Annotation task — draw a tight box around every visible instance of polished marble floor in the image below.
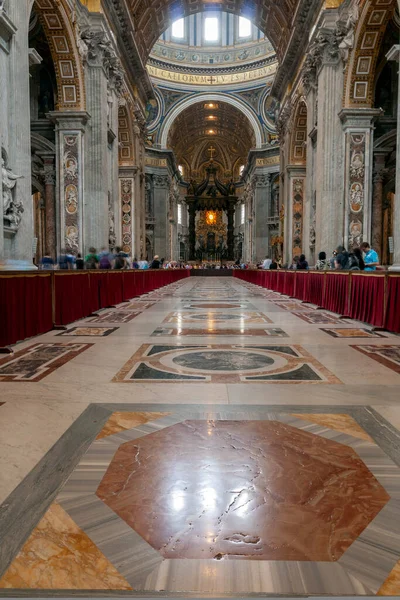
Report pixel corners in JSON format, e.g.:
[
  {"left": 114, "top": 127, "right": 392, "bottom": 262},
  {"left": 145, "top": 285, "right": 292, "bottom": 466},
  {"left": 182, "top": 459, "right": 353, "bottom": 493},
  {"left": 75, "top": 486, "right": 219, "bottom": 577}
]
[{"left": 1, "top": 277, "right": 400, "bottom": 596}]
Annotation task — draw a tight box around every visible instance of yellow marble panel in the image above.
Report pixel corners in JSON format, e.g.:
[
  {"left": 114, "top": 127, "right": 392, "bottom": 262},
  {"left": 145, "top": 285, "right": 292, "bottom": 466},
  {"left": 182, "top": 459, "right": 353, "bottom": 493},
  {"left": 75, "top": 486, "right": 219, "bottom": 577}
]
[
  {"left": 378, "top": 560, "right": 400, "bottom": 595},
  {"left": 291, "top": 413, "right": 374, "bottom": 443},
  {"left": 96, "top": 411, "right": 169, "bottom": 440},
  {"left": 0, "top": 503, "right": 132, "bottom": 590}
]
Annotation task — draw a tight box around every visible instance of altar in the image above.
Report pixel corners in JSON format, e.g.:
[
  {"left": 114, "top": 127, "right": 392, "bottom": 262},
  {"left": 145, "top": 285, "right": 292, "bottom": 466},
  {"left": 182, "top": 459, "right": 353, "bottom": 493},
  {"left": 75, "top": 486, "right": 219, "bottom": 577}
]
[{"left": 184, "top": 158, "right": 238, "bottom": 261}]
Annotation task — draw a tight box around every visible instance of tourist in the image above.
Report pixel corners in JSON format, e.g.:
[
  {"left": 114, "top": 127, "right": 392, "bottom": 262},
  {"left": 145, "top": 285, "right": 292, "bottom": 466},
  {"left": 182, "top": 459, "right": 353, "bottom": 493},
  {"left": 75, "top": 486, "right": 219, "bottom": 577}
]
[
  {"left": 75, "top": 253, "right": 84, "bottom": 270},
  {"left": 58, "top": 249, "right": 73, "bottom": 270},
  {"left": 360, "top": 241, "right": 380, "bottom": 271},
  {"left": 132, "top": 257, "right": 139, "bottom": 269},
  {"left": 113, "top": 247, "right": 126, "bottom": 270},
  {"left": 270, "top": 259, "right": 278, "bottom": 270},
  {"left": 150, "top": 255, "right": 161, "bottom": 269},
  {"left": 289, "top": 256, "right": 300, "bottom": 270},
  {"left": 353, "top": 247, "right": 365, "bottom": 270},
  {"left": 297, "top": 254, "right": 309, "bottom": 270},
  {"left": 315, "top": 251, "right": 328, "bottom": 270},
  {"left": 262, "top": 256, "right": 272, "bottom": 269},
  {"left": 334, "top": 246, "right": 349, "bottom": 270},
  {"left": 99, "top": 247, "right": 112, "bottom": 269},
  {"left": 85, "top": 247, "right": 99, "bottom": 269},
  {"left": 40, "top": 252, "right": 54, "bottom": 270}
]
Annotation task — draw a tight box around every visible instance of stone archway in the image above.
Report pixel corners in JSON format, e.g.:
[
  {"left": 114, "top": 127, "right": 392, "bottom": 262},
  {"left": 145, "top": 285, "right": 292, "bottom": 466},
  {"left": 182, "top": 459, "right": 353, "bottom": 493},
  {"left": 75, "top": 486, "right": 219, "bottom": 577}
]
[
  {"left": 344, "top": 0, "right": 397, "bottom": 108},
  {"left": 30, "top": 0, "right": 85, "bottom": 111},
  {"left": 159, "top": 93, "right": 263, "bottom": 149}
]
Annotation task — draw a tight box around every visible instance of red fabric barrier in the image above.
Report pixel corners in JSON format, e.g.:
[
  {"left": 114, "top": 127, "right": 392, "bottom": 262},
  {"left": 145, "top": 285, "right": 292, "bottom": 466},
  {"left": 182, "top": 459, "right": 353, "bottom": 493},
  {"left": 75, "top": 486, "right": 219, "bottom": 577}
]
[
  {"left": 322, "top": 273, "right": 350, "bottom": 315},
  {"left": 294, "top": 272, "right": 309, "bottom": 301},
  {"left": 385, "top": 276, "right": 400, "bottom": 333},
  {"left": 284, "top": 271, "right": 295, "bottom": 296},
  {"left": 348, "top": 273, "right": 385, "bottom": 327},
  {"left": 0, "top": 273, "right": 53, "bottom": 346},
  {"left": 55, "top": 272, "right": 95, "bottom": 325},
  {"left": 305, "top": 273, "right": 325, "bottom": 306},
  {"left": 276, "top": 270, "right": 285, "bottom": 294}
]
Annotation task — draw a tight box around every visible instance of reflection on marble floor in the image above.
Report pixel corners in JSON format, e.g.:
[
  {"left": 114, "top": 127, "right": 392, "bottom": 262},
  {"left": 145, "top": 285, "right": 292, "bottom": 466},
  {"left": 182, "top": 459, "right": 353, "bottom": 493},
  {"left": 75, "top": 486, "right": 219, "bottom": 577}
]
[
  {"left": 87, "top": 310, "right": 140, "bottom": 323},
  {"left": 2, "top": 405, "right": 400, "bottom": 595},
  {"left": 57, "top": 326, "right": 119, "bottom": 337},
  {"left": 321, "top": 328, "right": 387, "bottom": 339},
  {"left": 352, "top": 345, "right": 400, "bottom": 374},
  {"left": 0, "top": 343, "right": 92, "bottom": 382},
  {"left": 164, "top": 311, "right": 273, "bottom": 324},
  {"left": 113, "top": 344, "right": 341, "bottom": 383},
  {"left": 151, "top": 327, "right": 289, "bottom": 337},
  {"left": 2, "top": 278, "right": 400, "bottom": 597}
]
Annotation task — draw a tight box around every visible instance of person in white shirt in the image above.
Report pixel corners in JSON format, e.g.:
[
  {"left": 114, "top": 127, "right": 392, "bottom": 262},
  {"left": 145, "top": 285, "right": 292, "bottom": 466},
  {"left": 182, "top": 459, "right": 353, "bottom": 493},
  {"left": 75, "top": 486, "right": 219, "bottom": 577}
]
[{"left": 262, "top": 256, "right": 272, "bottom": 270}]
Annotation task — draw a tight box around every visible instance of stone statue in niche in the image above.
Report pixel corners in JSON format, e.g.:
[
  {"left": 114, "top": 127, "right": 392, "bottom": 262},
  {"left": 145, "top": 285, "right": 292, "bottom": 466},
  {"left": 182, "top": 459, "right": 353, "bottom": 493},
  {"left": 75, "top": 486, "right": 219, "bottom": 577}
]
[
  {"left": 2, "top": 156, "right": 24, "bottom": 230},
  {"left": 0, "top": 1, "right": 5, "bottom": 12},
  {"left": 350, "top": 182, "right": 363, "bottom": 213},
  {"left": 338, "top": 0, "right": 360, "bottom": 64}
]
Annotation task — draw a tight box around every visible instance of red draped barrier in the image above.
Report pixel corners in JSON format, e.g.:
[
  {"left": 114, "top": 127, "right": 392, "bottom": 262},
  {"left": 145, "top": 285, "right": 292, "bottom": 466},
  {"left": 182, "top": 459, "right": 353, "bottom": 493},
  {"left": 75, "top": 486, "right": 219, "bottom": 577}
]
[
  {"left": 0, "top": 269, "right": 189, "bottom": 346},
  {"left": 347, "top": 273, "right": 386, "bottom": 327},
  {"left": 321, "top": 273, "right": 350, "bottom": 315},
  {"left": 0, "top": 273, "right": 53, "bottom": 346},
  {"left": 305, "top": 272, "right": 325, "bottom": 306},
  {"left": 284, "top": 271, "right": 295, "bottom": 296},
  {"left": 294, "top": 272, "right": 309, "bottom": 302},
  {"left": 276, "top": 270, "right": 285, "bottom": 294},
  {"left": 385, "top": 276, "right": 400, "bottom": 333}
]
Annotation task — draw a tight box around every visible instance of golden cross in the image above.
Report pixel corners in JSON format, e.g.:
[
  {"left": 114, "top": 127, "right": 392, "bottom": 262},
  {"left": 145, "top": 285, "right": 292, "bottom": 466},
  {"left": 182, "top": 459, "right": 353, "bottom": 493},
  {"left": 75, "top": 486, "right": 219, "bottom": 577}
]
[{"left": 208, "top": 145, "right": 216, "bottom": 159}]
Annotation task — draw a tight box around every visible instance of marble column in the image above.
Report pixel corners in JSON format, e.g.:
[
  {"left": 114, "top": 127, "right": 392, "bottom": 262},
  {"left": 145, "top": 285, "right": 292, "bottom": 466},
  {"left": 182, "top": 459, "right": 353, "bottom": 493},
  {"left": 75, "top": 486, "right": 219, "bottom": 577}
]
[
  {"left": 227, "top": 201, "right": 236, "bottom": 260},
  {"left": 152, "top": 173, "right": 170, "bottom": 260},
  {"left": 387, "top": 45, "right": 400, "bottom": 269},
  {"left": 41, "top": 153, "right": 56, "bottom": 258},
  {"left": 48, "top": 111, "right": 90, "bottom": 256},
  {"left": 0, "top": 2, "right": 35, "bottom": 270},
  {"left": 304, "top": 85, "right": 317, "bottom": 263},
  {"left": 339, "top": 108, "right": 382, "bottom": 251},
  {"left": 253, "top": 173, "right": 271, "bottom": 261},
  {"left": 315, "top": 52, "right": 345, "bottom": 255},
  {"left": 119, "top": 167, "right": 137, "bottom": 257},
  {"left": 372, "top": 152, "right": 389, "bottom": 259},
  {"left": 84, "top": 48, "right": 109, "bottom": 252},
  {"left": 187, "top": 200, "right": 196, "bottom": 261}
]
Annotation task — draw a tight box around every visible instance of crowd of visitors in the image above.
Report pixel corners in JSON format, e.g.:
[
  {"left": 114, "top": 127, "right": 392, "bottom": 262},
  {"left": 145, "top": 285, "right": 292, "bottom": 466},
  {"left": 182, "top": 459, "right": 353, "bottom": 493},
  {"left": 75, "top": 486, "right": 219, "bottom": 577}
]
[
  {"left": 256, "top": 241, "right": 380, "bottom": 271},
  {"left": 39, "top": 242, "right": 381, "bottom": 272}
]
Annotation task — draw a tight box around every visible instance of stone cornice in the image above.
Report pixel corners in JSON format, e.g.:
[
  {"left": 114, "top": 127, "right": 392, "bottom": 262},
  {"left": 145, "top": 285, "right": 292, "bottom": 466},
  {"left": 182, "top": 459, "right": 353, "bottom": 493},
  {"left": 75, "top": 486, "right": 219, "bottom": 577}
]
[
  {"left": 147, "top": 55, "right": 277, "bottom": 76},
  {"left": 103, "top": 0, "right": 154, "bottom": 102},
  {"left": 271, "top": 0, "right": 324, "bottom": 100},
  {"left": 339, "top": 108, "right": 383, "bottom": 130},
  {"left": 0, "top": 8, "right": 16, "bottom": 53}
]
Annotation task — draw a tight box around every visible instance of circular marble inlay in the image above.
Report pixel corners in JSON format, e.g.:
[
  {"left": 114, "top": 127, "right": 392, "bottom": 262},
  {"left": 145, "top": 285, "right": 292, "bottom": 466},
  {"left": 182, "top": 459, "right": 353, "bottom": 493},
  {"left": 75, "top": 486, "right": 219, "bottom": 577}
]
[
  {"left": 97, "top": 420, "right": 389, "bottom": 562},
  {"left": 189, "top": 314, "right": 245, "bottom": 321},
  {"left": 191, "top": 303, "right": 243, "bottom": 309},
  {"left": 172, "top": 351, "right": 274, "bottom": 371}
]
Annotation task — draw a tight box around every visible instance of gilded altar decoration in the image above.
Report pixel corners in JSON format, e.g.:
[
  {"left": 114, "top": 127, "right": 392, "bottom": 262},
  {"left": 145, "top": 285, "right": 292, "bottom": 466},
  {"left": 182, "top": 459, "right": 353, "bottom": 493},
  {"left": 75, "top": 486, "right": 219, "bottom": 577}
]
[
  {"left": 196, "top": 210, "right": 227, "bottom": 241},
  {"left": 271, "top": 235, "right": 284, "bottom": 247},
  {"left": 206, "top": 210, "right": 217, "bottom": 225}
]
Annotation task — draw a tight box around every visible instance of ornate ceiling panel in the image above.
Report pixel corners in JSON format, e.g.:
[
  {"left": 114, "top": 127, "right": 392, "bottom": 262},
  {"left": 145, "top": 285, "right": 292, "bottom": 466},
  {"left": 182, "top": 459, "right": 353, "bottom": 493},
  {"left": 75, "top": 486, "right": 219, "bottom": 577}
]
[
  {"left": 126, "top": 0, "right": 299, "bottom": 63},
  {"left": 167, "top": 101, "right": 255, "bottom": 174}
]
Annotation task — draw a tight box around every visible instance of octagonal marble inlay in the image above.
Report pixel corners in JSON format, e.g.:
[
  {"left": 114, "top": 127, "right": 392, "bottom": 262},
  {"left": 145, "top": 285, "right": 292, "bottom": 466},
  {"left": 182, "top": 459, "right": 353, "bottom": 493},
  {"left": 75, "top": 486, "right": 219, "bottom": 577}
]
[{"left": 96, "top": 420, "right": 389, "bottom": 562}]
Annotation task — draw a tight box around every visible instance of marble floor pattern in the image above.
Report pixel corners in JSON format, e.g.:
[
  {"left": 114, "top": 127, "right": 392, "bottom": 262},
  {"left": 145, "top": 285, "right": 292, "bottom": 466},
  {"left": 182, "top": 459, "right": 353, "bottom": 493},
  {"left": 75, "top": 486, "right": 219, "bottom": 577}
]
[{"left": 1, "top": 277, "right": 400, "bottom": 596}]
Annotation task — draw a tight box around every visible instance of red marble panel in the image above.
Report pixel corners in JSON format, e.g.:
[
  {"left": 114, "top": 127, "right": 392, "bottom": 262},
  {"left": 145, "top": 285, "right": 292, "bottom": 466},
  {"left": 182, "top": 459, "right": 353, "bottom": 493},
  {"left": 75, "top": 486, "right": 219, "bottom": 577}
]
[{"left": 97, "top": 420, "right": 389, "bottom": 561}]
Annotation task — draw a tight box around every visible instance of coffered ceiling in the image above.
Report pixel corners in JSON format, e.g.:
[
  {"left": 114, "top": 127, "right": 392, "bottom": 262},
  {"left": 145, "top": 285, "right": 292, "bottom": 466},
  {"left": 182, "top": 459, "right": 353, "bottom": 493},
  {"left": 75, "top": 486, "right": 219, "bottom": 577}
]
[{"left": 168, "top": 101, "right": 255, "bottom": 175}]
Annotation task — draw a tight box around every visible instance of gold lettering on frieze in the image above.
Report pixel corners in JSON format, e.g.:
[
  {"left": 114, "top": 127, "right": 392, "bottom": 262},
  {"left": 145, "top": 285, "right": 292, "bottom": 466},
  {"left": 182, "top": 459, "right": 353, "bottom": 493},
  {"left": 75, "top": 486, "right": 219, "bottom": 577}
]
[
  {"left": 145, "top": 157, "right": 168, "bottom": 167},
  {"left": 146, "top": 64, "right": 277, "bottom": 86},
  {"left": 256, "top": 156, "right": 280, "bottom": 166}
]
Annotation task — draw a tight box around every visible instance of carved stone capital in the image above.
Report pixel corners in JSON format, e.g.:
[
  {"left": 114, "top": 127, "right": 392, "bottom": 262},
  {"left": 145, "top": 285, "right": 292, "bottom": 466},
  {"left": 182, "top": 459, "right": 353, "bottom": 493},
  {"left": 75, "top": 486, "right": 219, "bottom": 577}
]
[
  {"left": 81, "top": 29, "right": 125, "bottom": 91},
  {"left": 153, "top": 174, "right": 170, "bottom": 189}
]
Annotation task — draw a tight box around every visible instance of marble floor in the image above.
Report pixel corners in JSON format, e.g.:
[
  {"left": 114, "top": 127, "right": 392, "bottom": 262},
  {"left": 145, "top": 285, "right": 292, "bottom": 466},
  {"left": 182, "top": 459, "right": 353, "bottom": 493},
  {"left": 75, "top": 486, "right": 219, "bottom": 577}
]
[{"left": 1, "top": 277, "right": 400, "bottom": 596}]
